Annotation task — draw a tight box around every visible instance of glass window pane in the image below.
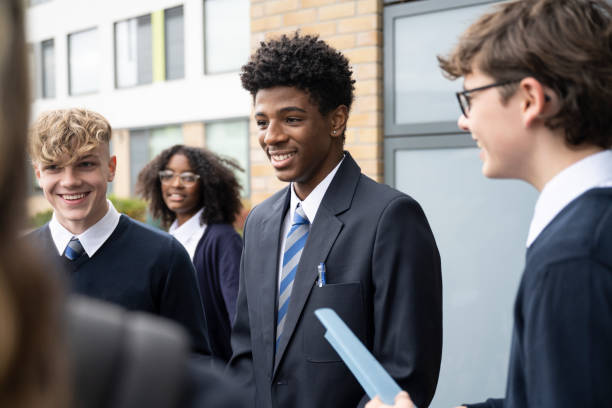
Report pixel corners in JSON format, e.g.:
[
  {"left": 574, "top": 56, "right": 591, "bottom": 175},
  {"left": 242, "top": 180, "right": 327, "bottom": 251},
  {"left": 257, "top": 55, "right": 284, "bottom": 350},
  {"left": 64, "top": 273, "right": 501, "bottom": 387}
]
[
  {"left": 393, "top": 3, "right": 496, "bottom": 125},
  {"left": 41, "top": 39, "right": 55, "bottom": 98},
  {"left": 68, "top": 28, "right": 99, "bottom": 95},
  {"left": 205, "top": 119, "right": 249, "bottom": 196},
  {"left": 150, "top": 126, "right": 183, "bottom": 157},
  {"left": 137, "top": 16, "right": 153, "bottom": 84},
  {"left": 394, "top": 146, "right": 536, "bottom": 407},
  {"left": 204, "top": 0, "right": 250, "bottom": 74},
  {"left": 115, "top": 15, "right": 152, "bottom": 88},
  {"left": 129, "top": 129, "right": 149, "bottom": 196},
  {"left": 165, "top": 6, "right": 184, "bottom": 80}
]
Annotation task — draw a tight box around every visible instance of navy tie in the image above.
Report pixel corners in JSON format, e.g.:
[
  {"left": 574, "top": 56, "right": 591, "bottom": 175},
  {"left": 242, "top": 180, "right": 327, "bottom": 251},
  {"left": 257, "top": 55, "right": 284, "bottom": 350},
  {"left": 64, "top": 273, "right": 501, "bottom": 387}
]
[
  {"left": 276, "top": 204, "right": 310, "bottom": 350},
  {"left": 64, "top": 237, "right": 85, "bottom": 261}
]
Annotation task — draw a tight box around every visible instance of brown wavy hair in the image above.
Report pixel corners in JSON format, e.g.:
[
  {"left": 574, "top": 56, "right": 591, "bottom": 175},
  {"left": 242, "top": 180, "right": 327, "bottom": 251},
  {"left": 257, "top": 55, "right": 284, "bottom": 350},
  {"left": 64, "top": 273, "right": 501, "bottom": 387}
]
[
  {"left": 137, "top": 145, "right": 243, "bottom": 229},
  {"left": 438, "top": 0, "right": 612, "bottom": 149},
  {"left": 0, "top": 0, "right": 69, "bottom": 407}
]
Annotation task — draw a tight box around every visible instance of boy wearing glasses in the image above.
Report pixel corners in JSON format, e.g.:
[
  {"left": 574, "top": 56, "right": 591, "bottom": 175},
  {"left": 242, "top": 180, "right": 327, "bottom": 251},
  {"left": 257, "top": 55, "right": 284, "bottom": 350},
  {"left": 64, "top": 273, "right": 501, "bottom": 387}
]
[
  {"left": 367, "top": 0, "right": 612, "bottom": 407},
  {"left": 27, "top": 108, "right": 211, "bottom": 356}
]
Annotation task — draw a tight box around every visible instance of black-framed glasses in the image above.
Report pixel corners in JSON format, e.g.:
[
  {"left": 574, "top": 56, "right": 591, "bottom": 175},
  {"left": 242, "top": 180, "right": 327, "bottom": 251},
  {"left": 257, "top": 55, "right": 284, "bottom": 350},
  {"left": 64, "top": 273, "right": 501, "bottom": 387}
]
[
  {"left": 158, "top": 170, "right": 201, "bottom": 186},
  {"left": 456, "top": 79, "right": 520, "bottom": 118}
]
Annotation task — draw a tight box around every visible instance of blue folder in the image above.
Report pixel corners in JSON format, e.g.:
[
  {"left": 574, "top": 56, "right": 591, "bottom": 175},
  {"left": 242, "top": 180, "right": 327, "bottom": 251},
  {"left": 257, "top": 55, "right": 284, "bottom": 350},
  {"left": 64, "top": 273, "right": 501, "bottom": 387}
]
[{"left": 315, "top": 308, "right": 403, "bottom": 405}]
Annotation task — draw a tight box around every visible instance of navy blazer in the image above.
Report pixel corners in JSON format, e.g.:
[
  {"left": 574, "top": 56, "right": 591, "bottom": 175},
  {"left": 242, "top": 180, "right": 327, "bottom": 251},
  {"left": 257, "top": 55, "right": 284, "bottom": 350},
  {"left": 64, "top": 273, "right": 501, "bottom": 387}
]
[
  {"left": 193, "top": 223, "right": 242, "bottom": 361},
  {"left": 229, "top": 153, "right": 442, "bottom": 408}
]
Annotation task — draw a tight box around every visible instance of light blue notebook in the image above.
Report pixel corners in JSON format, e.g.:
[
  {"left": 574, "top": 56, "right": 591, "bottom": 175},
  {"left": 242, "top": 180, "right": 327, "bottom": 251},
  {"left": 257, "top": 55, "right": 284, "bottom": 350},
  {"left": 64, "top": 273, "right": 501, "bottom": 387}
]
[{"left": 314, "top": 308, "right": 403, "bottom": 405}]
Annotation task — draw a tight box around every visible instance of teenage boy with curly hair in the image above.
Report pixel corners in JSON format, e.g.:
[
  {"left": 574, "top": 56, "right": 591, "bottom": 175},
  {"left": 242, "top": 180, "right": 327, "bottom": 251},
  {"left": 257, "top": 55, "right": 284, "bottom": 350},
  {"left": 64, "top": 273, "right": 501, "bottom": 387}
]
[
  {"left": 27, "top": 108, "right": 211, "bottom": 356},
  {"left": 367, "top": 1, "right": 612, "bottom": 407},
  {"left": 228, "top": 33, "right": 442, "bottom": 408}
]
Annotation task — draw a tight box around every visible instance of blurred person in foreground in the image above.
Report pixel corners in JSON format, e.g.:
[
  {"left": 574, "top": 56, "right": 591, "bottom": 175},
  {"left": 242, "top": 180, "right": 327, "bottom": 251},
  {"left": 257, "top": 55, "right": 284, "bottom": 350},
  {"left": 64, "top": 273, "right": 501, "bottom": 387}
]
[
  {"left": 138, "top": 145, "right": 243, "bottom": 362},
  {"left": 0, "top": 1, "right": 245, "bottom": 407},
  {"left": 367, "top": 0, "right": 612, "bottom": 407},
  {"left": 0, "top": 0, "right": 68, "bottom": 406},
  {"left": 26, "top": 108, "right": 211, "bottom": 356}
]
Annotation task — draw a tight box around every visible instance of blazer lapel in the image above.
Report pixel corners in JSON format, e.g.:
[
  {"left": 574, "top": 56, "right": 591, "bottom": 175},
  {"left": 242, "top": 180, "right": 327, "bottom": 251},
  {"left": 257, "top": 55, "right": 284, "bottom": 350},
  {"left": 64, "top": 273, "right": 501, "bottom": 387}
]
[
  {"left": 256, "top": 188, "right": 290, "bottom": 378},
  {"left": 273, "top": 153, "right": 361, "bottom": 375}
]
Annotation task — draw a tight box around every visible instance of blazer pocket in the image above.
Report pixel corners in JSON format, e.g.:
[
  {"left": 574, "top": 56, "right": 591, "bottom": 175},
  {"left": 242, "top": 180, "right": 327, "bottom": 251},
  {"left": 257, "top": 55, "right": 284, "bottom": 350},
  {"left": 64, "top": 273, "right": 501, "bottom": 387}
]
[{"left": 303, "top": 282, "right": 366, "bottom": 363}]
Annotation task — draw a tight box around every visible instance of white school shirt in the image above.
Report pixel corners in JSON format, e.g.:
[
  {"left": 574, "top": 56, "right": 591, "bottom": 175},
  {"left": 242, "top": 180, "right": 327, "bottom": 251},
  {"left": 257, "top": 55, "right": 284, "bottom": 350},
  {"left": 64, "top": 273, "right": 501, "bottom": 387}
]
[
  {"left": 168, "top": 208, "right": 207, "bottom": 260},
  {"left": 527, "top": 149, "right": 612, "bottom": 247},
  {"left": 49, "top": 199, "right": 121, "bottom": 257},
  {"left": 277, "top": 155, "right": 345, "bottom": 290}
]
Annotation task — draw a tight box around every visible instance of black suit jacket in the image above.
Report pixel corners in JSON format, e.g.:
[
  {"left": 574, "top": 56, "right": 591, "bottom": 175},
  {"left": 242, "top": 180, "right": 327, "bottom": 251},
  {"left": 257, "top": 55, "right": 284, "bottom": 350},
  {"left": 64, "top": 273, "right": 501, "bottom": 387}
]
[{"left": 229, "top": 153, "right": 442, "bottom": 407}]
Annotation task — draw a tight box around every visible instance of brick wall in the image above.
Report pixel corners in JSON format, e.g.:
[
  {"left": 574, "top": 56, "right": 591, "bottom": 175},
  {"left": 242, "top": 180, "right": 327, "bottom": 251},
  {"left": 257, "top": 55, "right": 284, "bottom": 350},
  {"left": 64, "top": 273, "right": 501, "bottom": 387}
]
[{"left": 249, "top": 0, "right": 384, "bottom": 205}]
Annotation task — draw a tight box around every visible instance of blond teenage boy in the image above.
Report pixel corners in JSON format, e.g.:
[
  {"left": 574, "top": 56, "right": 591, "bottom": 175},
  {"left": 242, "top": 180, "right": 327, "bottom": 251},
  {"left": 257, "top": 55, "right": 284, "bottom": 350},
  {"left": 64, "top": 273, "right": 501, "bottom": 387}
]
[
  {"left": 27, "top": 108, "right": 211, "bottom": 355},
  {"left": 367, "top": 0, "right": 612, "bottom": 407}
]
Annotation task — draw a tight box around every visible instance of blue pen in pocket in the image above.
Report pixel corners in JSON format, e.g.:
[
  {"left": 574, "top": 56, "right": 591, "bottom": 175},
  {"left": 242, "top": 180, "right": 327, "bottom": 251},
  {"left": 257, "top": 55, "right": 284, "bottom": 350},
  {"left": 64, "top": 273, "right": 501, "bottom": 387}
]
[{"left": 317, "top": 262, "right": 327, "bottom": 287}]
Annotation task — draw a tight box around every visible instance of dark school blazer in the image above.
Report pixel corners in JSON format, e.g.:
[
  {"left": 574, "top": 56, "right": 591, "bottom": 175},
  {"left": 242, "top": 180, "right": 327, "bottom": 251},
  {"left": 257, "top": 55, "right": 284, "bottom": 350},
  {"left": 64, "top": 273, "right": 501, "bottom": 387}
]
[{"left": 229, "top": 152, "right": 442, "bottom": 408}]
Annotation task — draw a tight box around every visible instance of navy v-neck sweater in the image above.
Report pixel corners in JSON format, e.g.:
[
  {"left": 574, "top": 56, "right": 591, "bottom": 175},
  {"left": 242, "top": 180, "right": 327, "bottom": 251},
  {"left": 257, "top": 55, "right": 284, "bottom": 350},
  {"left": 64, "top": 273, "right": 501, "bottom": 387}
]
[
  {"left": 28, "top": 215, "right": 211, "bottom": 355},
  {"left": 468, "top": 187, "right": 612, "bottom": 408}
]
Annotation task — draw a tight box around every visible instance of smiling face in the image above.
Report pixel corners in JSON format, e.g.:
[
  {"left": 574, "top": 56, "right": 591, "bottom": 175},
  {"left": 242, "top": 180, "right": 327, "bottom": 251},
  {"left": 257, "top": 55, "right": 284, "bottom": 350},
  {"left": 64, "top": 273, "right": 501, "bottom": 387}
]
[
  {"left": 457, "top": 69, "right": 531, "bottom": 180},
  {"left": 35, "top": 143, "right": 116, "bottom": 234},
  {"left": 255, "top": 86, "right": 345, "bottom": 200},
  {"left": 161, "top": 153, "right": 202, "bottom": 226}
]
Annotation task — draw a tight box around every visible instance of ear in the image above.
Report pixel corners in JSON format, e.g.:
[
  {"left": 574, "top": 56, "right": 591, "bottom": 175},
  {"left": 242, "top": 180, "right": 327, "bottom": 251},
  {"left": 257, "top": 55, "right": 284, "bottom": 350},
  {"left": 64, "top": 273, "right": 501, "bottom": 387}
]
[
  {"left": 519, "top": 77, "right": 558, "bottom": 128},
  {"left": 34, "top": 163, "right": 41, "bottom": 180},
  {"left": 108, "top": 156, "right": 117, "bottom": 182},
  {"left": 329, "top": 105, "right": 349, "bottom": 139},
  {"left": 34, "top": 163, "right": 43, "bottom": 188}
]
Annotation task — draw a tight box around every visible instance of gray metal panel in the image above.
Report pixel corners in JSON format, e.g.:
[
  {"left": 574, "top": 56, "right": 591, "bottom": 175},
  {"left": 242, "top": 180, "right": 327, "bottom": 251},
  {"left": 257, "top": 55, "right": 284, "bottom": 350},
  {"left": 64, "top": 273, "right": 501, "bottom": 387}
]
[
  {"left": 383, "top": 0, "right": 499, "bottom": 136},
  {"left": 384, "top": 133, "right": 474, "bottom": 186}
]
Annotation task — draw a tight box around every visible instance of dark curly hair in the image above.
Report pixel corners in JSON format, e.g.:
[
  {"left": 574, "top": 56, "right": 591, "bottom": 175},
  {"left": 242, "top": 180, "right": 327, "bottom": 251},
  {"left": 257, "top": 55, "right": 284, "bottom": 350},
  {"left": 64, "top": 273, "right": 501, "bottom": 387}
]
[
  {"left": 136, "top": 145, "right": 243, "bottom": 229},
  {"left": 241, "top": 32, "right": 355, "bottom": 124}
]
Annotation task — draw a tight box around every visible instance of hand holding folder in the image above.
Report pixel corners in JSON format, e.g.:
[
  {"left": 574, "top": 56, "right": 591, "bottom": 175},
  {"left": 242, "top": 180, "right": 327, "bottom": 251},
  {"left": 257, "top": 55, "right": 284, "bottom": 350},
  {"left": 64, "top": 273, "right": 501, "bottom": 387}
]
[{"left": 314, "top": 308, "right": 408, "bottom": 406}]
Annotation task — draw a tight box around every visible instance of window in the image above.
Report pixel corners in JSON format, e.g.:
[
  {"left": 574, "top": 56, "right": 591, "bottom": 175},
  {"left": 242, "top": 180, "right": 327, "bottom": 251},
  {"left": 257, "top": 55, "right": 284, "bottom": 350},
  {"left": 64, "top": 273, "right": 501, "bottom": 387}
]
[
  {"left": 68, "top": 28, "right": 99, "bottom": 95},
  {"left": 41, "top": 39, "right": 56, "bottom": 98},
  {"left": 165, "top": 6, "right": 184, "bottom": 80},
  {"left": 115, "top": 15, "right": 153, "bottom": 88},
  {"left": 383, "top": 1, "right": 536, "bottom": 406},
  {"left": 204, "top": 0, "right": 250, "bottom": 74},
  {"left": 129, "top": 126, "right": 183, "bottom": 195},
  {"left": 205, "top": 119, "right": 249, "bottom": 196}
]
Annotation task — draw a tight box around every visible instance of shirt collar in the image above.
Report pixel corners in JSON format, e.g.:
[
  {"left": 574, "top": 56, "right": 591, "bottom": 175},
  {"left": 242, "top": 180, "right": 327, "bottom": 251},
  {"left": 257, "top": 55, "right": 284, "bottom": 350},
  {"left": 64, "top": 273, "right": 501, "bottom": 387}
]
[
  {"left": 289, "top": 155, "right": 345, "bottom": 223},
  {"left": 49, "top": 199, "right": 121, "bottom": 257},
  {"left": 527, "top": 149, "right": 612, "bottom": 247},
  {"left": 168, "top": 207, "right": 206, "bottom": 244}
]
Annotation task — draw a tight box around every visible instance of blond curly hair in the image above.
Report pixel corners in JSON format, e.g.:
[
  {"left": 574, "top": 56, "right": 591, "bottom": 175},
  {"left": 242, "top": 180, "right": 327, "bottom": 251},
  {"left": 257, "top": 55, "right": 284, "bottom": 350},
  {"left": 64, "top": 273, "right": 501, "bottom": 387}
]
[{"left": 29, "top": 108, "right": 112, "bottom": 165}]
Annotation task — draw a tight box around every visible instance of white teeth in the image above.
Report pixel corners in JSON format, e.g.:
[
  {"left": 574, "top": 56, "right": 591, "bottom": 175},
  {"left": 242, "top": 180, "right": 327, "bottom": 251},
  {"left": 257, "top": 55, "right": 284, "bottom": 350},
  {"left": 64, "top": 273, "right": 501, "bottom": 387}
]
[
  {"left": 272, "top": 152, "right": 295, "bottom": 161},
  {"left": 63, "top": 193, "right": 86, "bottom": 200}
]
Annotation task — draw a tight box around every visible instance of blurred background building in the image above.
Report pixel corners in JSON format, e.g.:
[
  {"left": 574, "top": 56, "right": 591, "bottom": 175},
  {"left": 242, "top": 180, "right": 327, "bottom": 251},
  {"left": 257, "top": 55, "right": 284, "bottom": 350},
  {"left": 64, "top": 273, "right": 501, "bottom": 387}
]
[{"left": 25, "top": 0, "right": 540, "bottom": 406}]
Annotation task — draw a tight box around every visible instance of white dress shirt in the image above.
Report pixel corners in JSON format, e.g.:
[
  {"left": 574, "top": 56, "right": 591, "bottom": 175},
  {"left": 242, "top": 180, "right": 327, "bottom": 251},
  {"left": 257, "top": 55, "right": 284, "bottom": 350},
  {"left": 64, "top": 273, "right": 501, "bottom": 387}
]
[
  {"left": 168, "top": 208, "right": 207, "bottom": 260},
  {"left": 527, "top": 149, "right": 612, "bottom": 247},
  {"left": 277, "top": 155, "right": 345, "bottom": 289},
  {"left": 49, "top": 199, "right": 121, "bottom": 257}
]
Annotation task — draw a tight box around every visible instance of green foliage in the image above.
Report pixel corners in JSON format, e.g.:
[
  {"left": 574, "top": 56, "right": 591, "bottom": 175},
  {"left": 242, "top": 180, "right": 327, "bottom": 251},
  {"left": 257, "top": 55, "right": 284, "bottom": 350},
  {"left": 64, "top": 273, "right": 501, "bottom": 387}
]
[
  {"left": 108, "top": 195, "right": 147, "bottom": 222},
  {"left": 28, "top": 195, "right": 148, "bottom": 228},
  {"left": 29, "top": 209, "right": 53, "bottom": 228}
]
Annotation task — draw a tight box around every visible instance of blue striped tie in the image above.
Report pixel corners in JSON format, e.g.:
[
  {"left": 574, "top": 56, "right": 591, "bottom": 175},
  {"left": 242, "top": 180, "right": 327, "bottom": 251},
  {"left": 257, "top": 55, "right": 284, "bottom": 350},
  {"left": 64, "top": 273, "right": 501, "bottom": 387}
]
[
  {"left": 64, "top": 237, "right": 85, "bottom": 261},
  {"left": 276, "top": 204, "right": 309, "bottom": 350}
]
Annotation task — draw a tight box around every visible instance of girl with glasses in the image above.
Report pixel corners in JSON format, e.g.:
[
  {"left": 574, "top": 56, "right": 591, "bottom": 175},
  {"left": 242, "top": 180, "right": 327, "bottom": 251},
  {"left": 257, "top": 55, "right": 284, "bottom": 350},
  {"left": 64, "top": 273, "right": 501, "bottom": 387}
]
[{"left": 137, "top": 145, "right": 244, "bottom": 362}]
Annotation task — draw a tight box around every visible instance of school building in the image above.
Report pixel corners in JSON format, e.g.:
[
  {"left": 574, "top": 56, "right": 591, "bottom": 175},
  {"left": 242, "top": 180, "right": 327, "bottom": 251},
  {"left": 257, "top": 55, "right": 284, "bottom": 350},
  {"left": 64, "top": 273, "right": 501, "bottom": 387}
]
[{"left": 26, "top": 1, "right": 538, "bottom": 406}]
